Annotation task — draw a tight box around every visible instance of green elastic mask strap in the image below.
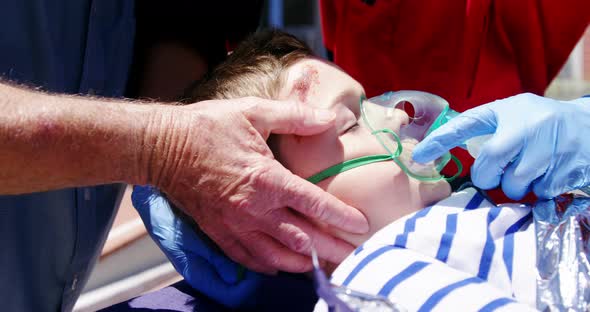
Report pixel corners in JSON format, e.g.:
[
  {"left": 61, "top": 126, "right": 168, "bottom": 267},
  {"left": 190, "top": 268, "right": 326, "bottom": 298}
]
[
  {"left": 306, "top": 152, "right": 462, "bottom": 184},
  {"left": 306, "top": 154, "right": 394, "bottom": 184},
  {"left": 371, "top": 128, "right": 403, "bottom": 157},
  {"left": 425, "top": 104, "right": 453, "bottom": 137},
  {"left": 444, "top": 154, "right": 462, "bottom": 182}
]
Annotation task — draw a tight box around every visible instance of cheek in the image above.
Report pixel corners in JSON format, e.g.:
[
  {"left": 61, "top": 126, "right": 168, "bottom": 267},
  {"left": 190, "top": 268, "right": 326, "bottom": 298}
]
[
  {"left": 278, "top": 131, "right": 345, "bottom": 178},
  {"left": 319, "top": 161, "right": 412, "bottom": 210},
  {"left": 317, "top": 161, "right": 451, "bottom": 246},
  {"left": 340, "top": 131, "right": 389, "bottom": 160},
  {"left": 325, "top": 162, "right": 418, "bottom": 216},
  {"left": 319, "top": 162, "right": 419, "bottom": 240}
]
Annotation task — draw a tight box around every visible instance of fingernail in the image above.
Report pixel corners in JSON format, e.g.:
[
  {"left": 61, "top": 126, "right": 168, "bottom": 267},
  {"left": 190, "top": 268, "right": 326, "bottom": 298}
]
[
  {"left": 314, "top": 109, "right": 335, "bottom": 123},
  {"left": 351, "top": 212, "right": 370, "bottom": 233}
]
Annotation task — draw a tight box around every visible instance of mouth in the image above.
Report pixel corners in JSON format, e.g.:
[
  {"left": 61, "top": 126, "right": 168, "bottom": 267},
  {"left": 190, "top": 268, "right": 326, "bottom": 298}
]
[{"left": 396, "top": 138, "right": 440, "bottom": 178}]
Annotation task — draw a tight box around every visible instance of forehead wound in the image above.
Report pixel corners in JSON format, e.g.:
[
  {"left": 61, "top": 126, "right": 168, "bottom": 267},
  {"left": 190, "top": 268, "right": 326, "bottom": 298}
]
[{"left": 290, "top": 64, "right": 319, "bottom": 103}]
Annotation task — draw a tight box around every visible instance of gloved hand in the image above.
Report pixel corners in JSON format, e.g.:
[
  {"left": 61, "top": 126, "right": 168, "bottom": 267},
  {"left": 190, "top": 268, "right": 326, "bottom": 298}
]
[
  {"left": 132, "top": 185, "right": 263, "bottom": 308},
  {"left": 412, "top": 93, "right": 590, "bottom": 200}
]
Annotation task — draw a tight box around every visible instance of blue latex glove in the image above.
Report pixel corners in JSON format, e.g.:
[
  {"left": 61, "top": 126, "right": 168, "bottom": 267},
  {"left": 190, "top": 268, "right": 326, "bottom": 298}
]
[
  {"left": 412, "top": 93, "right": 590, "bottom": 200},
  {"left": 132, "top": 185, "right": 263, "bottom": 308}
]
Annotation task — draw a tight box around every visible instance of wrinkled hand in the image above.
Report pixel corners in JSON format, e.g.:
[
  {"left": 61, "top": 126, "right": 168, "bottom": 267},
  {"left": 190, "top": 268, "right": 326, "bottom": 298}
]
[
  {"left": 412, "top": 93, "right": 590, "bottom": 200},
  {"left": 141, "top": 97, "right": 368, "bottom": 274}
]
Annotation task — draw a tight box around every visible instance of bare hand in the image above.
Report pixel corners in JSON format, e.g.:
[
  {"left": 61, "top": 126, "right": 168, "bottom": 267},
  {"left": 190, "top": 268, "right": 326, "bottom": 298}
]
[{"left": 142, "top": 97, "right": 369, "bottom": 273}]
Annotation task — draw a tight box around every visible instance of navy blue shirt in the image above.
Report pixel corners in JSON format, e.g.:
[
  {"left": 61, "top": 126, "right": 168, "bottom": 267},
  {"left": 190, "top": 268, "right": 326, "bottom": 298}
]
[{"left": 0, "top": 1, "right": 135, "bottom": 311}]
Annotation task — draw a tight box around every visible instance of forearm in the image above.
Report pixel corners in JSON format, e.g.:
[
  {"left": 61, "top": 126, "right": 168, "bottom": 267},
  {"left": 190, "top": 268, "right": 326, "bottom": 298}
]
[{"left": 0, "top": 82, "right": 169, "bottom": 194}]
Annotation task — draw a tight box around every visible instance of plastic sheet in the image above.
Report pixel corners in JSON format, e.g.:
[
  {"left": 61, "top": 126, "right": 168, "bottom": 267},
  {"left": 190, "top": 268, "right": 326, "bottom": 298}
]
[
  {"left": 534, "top": 193, "right": 590, "bottom": 311},
  {"left": 312, "top": 249, "right": 406, "bottom": 312}
]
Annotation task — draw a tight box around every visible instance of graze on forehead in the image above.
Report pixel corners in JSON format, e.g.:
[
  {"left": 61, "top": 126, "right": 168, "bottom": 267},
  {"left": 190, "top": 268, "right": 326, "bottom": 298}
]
[{"left": 290, "top": 64, "right": 320, "bottom": 103}]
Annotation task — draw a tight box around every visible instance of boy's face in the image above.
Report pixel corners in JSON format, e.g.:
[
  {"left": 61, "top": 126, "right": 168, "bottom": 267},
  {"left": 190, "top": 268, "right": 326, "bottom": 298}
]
[{"left": 274, "top": 58, "right": 451, "bottom": 245}]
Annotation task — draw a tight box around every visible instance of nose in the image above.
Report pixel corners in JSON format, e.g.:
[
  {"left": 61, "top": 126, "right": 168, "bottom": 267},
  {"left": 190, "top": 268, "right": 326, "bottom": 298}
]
[
  {"left": 381, "top": 108, "right": 410, "bottom": 133},
  {"left": 395, "top": 108, "right": 411, "bottom": 127},
  {"left": 361, "top": 99, "right": 410, "bottom": 134}
]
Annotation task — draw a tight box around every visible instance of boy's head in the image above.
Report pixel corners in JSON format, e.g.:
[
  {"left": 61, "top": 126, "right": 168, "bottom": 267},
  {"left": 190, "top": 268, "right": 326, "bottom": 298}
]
[
  {"left": 186, "top": 30, "right": 313, "bottom": 103},
  {"left": 189, "top": 30, "right": 451, "bottom": 246}
]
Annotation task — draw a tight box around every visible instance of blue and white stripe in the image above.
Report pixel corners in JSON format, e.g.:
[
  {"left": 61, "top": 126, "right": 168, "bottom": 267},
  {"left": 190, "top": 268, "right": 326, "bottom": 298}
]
[{"left": 314, "top": 188, "right": 537, "bottom": 311}]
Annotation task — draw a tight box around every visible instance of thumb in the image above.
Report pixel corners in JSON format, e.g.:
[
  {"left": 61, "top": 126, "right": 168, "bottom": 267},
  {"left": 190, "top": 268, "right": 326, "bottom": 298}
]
[
  {"left": 242, "top": 97, "right": 336, "bottom": 137},
  {"left": 412, "top": 105, "right": 497, "bottom": 163}
]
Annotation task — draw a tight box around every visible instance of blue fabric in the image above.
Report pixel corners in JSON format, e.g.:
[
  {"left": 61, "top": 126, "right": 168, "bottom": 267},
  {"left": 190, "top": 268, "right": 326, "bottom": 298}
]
[
  {"left": 341, "top": 246, "right": 399, "bottom": 286},
  {"left": 0, "top": 1, "right": 135, "bottom": 311},
  {"left": 102, "top": 274, "right": 317, "bottom": 312},
  {"left": 479, "top": 298, "right": 516, "bottom": 311},
  {"left": 502, "top": 212, "right": 531, "bottom": 282},
  {"left": 131, "top": 186, "right": 264, "bottom": 309},
  {"left": 393, "top": 206, "right": 433, "bottom": 247},
  {"left": 464, "top": 191, "right": 484, "bottom": 210},
  {"left": 377, "top": 261, "right": 430, "bottom": 297},
  {"left": 435, "top": 214, "right": 457, "bottom": 262},
  {"left": 477, "top": 207, "right": 502, "bottom": 280},
  {"left": 417, "top": 277, "right": 485, "bottom": 312}
]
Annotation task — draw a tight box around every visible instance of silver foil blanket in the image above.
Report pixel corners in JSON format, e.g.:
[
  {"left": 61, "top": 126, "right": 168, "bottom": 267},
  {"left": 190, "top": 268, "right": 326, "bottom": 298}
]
[{"left": 534, "top": 194, "right": 590, "bottom": 311}]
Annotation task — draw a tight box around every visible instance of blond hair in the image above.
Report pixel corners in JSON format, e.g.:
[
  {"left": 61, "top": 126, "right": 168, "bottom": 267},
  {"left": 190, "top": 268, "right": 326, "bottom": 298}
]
[{"left": 184, "top": 29, "right": 313, "bottom": 103}]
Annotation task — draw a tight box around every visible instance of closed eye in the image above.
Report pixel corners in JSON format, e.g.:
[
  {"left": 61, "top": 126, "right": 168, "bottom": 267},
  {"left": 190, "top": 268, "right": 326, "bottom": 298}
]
[{"left": 344, "top": 122, "right": 359, "bottom": 133}]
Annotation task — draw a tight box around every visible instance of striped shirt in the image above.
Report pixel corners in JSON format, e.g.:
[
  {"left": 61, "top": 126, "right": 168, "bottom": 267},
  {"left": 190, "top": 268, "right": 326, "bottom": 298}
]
[{"left": 314, "top": 187, "right": 537, "bottom": 311}]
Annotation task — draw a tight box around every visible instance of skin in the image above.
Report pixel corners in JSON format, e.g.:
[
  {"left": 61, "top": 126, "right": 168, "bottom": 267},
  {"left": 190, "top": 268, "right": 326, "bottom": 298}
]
[
  {"left": 0, "top": 81, "right": 370, "bottom": 274},
  {"left": 272, "top": 58, "right": 452, "bottom": 246}
]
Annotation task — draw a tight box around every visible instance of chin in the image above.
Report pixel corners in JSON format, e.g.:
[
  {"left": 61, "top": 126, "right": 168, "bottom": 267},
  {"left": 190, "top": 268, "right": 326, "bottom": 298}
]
[
  {"left": 416, "top": 179, "right": 452, "bottom": 206},
  {"left": 317, "top": 162, "right": 452, "bottom": 250}
]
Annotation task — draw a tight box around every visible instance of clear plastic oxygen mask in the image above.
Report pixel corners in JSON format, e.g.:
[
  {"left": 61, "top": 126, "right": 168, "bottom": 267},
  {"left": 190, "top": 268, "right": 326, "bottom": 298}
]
[
  {"left": 307, "top": 91, "right": 463, "bottom": 184},
  {"left": 360, "top": 91, "right": 464, "bottom": 180}
]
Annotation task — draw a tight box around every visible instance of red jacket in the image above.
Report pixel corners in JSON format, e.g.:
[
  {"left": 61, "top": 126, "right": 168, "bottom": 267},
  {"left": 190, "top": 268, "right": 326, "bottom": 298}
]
[{"left": 321, "top": 0, "right": 590, "bottom": 202}]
